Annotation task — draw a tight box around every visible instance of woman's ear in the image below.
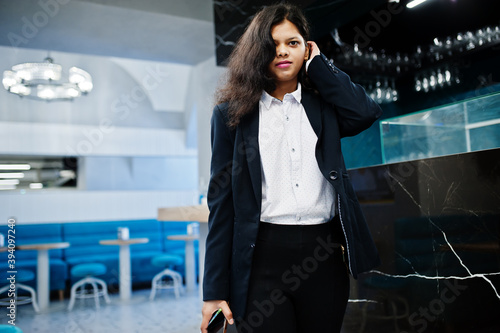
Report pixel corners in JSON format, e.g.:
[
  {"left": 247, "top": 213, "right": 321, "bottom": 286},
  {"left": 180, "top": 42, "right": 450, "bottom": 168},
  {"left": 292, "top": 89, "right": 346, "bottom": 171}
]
[{"left": 304, "top": 43, "right": 310, "bottom": 61}]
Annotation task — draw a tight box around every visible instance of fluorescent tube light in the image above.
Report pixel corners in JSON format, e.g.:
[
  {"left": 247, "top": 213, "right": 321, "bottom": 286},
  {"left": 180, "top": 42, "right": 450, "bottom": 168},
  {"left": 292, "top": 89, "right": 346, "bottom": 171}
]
[
  {"left": 0, "top": 164, "right": 31, "bottom": 170},
  {"left": 407, "top": 0, "right": 428, "bottom": 8},
  {"left": 29, "top": 183, "right": 43, "bottom": 189},
  {"left": 0, "top": 172, "right": 25, "bottom": 179},
  {"left": 0, "top": 179, "right": 20, "bottom": 185}
]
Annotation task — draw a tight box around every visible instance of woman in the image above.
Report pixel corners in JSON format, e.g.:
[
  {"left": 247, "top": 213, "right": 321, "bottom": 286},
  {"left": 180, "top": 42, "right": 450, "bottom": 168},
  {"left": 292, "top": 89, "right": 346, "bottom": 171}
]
[{"left": 201, "top": 3, "right": 382, "bottom": 333}]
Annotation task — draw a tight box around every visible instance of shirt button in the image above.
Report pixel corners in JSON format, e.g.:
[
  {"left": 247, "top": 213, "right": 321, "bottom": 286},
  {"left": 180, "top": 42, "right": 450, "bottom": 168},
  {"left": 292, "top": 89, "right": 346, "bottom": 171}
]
[
  {"left": 285, "top": 116, "right": 289, "bottom": 121},
  {"left": 295, "top": 183, "right": 299, "bottom": 187},
  {"left": 329, "top": 170, "right": 338, "bottom": 180},
  {"left": 250, "top": 244, "right": 255, "bottom": 248},
  {"left": 291, "top": 148, "right": 295, "bottom": 152},
  {"left": 296, "top": 216, "right": 301, "bottom": 221}
]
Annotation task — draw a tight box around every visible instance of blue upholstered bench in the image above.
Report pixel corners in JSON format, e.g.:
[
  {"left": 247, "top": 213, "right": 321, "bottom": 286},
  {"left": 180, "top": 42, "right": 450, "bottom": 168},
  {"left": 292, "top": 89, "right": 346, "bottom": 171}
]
[
  {"left": 62, "top": 219, "right": 170, "bottom": 289},
  {"left": 0, "top": 224, "right": 68, "bottom": 295},
  {"left": 0, "top": 219, "right": 199, "bottom": 297}
]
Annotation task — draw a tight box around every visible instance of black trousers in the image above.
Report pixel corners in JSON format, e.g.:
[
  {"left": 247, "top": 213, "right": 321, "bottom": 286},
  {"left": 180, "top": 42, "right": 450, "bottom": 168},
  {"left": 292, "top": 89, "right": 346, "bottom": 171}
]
[{"left": 237, "top": 218, "right": 350, "bottom": 333}]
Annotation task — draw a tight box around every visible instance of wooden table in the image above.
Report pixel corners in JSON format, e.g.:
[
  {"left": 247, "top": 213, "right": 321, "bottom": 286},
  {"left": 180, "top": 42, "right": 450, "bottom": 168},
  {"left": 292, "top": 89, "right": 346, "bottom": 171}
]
[
  {"left": 99, "top": 238, "right": 149, "bottom": 301},
  {"left": 167, "top": 234, "right": 199, "bottom": 292},
  {"left": 16, "top": 242, "right": 70, "bottom": 312}
]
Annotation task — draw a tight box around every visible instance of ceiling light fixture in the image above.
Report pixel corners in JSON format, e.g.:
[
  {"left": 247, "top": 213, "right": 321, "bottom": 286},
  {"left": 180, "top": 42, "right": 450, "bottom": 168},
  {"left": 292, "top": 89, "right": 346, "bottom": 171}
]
[
  {"left": 407, "top": 0, "right": 429, "bottom": 9},
  {"left": 0, "top": 185, "right": 17, "bottom": 191},
  {"left": 0, "top": 179, "right": 20, "bottom": 186},
  {"left": 0, "top": 172, "right": 25, "bottom": 179},
  {"left": 0, "top": 164, "right": 31, "bottom": 170},
  {"left": 2, "top": 57, "right": 93, "bottom": 101},
  {"left": 29, "top": 183, "right": 44, "bottom": 189}
]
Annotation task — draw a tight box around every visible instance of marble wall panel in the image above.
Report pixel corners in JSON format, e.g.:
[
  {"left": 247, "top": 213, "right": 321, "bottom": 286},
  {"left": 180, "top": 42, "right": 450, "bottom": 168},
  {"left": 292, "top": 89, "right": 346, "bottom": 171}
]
[{"left": 345, "top": 148, "right": 500, "bottom": 332}]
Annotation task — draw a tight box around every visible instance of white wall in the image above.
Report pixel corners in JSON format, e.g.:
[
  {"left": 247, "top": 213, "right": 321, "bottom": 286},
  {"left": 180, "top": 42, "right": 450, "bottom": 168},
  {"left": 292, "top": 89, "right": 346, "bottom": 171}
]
[
  {"left": 0, "top": 122, "right": 196, "bottom": 156},
  {"left": 0, "top": 190, "right": 199, "bottom": 224},
  {"left": 0, "top": 46, "right": 210, "bottom": 224},
  {"left": 83, "top": 156, "right": 198, "bottom": 191},
  {"left": 189, "top": 57, "right": 227, "bottom": 197}
]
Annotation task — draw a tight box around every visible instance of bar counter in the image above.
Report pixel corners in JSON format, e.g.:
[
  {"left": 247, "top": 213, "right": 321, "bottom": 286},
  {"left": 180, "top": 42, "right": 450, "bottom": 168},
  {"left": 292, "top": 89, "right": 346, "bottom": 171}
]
[{"left": 344, "top": 148, "right": 500, "bottom": 332}]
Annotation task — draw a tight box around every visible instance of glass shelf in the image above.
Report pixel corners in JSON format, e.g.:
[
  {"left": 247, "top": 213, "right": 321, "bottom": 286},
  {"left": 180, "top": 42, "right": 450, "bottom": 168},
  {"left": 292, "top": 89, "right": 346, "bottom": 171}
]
[{"left": 380, "top": 92, "right": 500, "bottom": 164}]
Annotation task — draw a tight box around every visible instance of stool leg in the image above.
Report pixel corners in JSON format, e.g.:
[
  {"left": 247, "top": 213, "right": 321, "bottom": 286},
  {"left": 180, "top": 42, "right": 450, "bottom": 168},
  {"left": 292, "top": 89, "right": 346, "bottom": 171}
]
[
  {"left": 68, "top": 278, "right": 88, "bottom": 311},
  {"left": 175, "top": 271, "right": 184, "bottom": 294},
  {"left": 172, "top": 269, "right": 184, "bottom": 296},
  {"left": 90, "top": 280, "right": 100, "bottom": 309},
  {"left": 94, "top": 278, "right": 111, "bottom": 304},
  {"left": 68, "top": 281, "right": 79, "bottom": 311},
  {"left": 168, "top": 269, "right": 182, "bottom": 298},
  {"left": 18, "top": 283, "right": 40, "bottom": 313},
  {"left": 149, "top": 272, "right": 162, "bottom": 301},
  {"left": 172, "top": 275, "right": 180, "bottom": 299}
]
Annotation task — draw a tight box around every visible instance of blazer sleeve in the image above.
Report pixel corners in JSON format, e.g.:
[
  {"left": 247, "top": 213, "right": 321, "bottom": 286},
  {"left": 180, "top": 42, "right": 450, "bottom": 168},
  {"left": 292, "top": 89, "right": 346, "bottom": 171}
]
[
  {"left": 203, "top": 104, "right": 235, "bottom": 301},
  {"left": 307, "top": 53, "right": 383, "bottom": 137}
]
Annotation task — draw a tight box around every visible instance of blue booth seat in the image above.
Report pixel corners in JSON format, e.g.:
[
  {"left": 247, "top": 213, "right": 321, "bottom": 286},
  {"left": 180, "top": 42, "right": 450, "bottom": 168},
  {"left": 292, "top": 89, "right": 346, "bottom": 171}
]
[
  {"left": 62, "top": 219, "right": 171, "bottom": 288},
  {"left": 0, "top": 219, "right": 199, "bottom": 298},
  {"left": 0, "top": 224, "right": 68, "bottom": 294}
]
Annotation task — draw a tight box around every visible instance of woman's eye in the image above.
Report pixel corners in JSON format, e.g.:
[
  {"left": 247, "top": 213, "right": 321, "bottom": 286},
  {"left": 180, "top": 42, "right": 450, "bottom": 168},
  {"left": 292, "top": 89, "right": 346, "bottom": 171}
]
[{"left": 289, "top": 41, "right": 299, "bottom": 46}]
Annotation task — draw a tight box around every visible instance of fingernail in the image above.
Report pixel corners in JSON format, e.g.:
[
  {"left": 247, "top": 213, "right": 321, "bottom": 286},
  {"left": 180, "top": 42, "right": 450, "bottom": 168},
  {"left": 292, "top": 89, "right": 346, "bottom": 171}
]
[{"left": 229, "top": 319, "right": 234, "bottom": 325}]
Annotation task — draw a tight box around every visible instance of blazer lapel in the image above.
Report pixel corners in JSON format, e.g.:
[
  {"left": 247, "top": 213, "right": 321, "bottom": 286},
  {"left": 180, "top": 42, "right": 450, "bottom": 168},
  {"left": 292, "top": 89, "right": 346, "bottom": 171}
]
[
  {"left": 302, "top": 90, "right": 322, "bottom": 138},
  {"left": 240, "top": 105, "right": 262, "bottom": 203}
]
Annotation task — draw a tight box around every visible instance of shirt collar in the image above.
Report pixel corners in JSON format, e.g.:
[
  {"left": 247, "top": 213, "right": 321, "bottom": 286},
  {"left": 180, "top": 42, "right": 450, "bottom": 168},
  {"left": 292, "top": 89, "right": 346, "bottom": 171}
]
[{"left": 260, "top": 83, "right": 302, "bottom": 110}]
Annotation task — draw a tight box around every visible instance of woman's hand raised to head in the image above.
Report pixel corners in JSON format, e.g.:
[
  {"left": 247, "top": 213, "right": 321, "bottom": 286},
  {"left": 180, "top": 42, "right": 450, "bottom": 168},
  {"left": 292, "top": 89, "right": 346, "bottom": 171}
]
[
  {"left": 201, "top": 300, "right": 234, "bottom": 333},
  {"left": 307, "top": 41, "right": 320, "bottom": 60}
]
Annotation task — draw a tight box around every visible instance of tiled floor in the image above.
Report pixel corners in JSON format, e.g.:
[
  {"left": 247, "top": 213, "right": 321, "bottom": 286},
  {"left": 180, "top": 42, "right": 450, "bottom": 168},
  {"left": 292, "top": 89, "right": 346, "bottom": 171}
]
[
  {"left": 0, "top": 288, "right": 203, "bottom": 333},
  {"left": 0, "top": 287, "right": 372, "bottom": 333},
  {"left": 0, "top": 288, "right": 403, "bottom": 333},
  {"left": 1, "top": 286, "right": 453, "bottom": 333}
]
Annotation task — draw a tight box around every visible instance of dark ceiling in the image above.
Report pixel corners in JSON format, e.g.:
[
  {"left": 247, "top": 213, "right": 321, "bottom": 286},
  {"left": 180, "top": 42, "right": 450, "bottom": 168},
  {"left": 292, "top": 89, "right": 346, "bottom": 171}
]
[
  {"left": 214, "top": 0, "right": 500, "bottom": 65},
  {"left": 213, "top": 0, "right": 369, "bottom": 65},
  {"left": 331, "top": 0, "right": 500, "bottom": 54}
]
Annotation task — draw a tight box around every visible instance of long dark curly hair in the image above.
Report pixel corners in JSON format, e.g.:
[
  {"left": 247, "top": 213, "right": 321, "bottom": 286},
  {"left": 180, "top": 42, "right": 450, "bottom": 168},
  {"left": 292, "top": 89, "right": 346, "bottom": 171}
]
[{"left": 216, "top": 3, "right": 315, "bottom": 128}]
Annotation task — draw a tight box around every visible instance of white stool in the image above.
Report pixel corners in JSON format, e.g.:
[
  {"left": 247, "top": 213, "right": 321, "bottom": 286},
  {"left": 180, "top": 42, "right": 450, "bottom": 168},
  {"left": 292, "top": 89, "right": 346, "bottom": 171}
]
[
  {"left": 68, "top": 263, "right": 110, "bottom": 311},
  {"left": 149, "top": 254, "right": 183, "bottom": 300},
  {"left": 0, "top": 269, "right": 39, "bottom": 313}
]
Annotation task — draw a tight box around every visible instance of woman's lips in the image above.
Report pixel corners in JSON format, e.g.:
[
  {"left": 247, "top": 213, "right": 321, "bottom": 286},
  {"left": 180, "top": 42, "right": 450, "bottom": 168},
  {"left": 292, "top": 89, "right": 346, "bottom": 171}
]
[{"left": 276, "top": 61, "right": 292, "bottom": 68}]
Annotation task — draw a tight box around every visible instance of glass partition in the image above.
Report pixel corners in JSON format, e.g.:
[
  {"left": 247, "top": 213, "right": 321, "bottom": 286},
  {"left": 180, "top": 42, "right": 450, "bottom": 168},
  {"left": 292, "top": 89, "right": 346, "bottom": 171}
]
[{"left": 380, "top": 92, "right": 500, "bottom": 163}]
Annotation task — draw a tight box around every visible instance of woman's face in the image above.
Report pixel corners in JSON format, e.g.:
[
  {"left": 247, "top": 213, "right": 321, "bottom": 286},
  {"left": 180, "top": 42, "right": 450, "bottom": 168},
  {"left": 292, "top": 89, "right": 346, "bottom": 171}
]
[{"left": 268, "top": 19, "right": 309, "bottom": 87}]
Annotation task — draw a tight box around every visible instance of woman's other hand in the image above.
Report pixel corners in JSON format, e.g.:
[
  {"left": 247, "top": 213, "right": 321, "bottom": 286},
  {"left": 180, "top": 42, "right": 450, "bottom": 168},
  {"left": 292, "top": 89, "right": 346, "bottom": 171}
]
[
  {"left": 307, "top": 41, "right": 320, "bottom": 59},
  {"left": 201, "top": 300, "right": 234, "bottom": 333}
]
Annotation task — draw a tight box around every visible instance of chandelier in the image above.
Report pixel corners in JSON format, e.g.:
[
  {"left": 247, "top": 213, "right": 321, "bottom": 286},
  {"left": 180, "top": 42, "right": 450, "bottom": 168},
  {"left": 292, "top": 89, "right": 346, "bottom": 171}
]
[{"left": 2, "top": 57, "right": 93, "bottom": 101}]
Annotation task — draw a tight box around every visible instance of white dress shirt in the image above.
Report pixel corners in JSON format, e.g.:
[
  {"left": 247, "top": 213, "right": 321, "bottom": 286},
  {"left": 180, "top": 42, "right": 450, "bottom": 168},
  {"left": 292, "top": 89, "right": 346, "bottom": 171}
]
[{"left": 258, "top": 83, "right": 336, "bottom": 225}]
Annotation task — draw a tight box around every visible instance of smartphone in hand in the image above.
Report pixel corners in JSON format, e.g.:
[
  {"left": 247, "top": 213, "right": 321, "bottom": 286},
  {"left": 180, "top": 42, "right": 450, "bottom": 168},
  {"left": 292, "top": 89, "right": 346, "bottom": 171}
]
[{"left": 207, "top": 308, "right": 226, "bottom": 333}]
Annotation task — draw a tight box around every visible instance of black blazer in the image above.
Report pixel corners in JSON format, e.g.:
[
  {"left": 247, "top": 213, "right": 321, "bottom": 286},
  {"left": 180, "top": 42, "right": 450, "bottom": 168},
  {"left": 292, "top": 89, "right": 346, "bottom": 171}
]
[{"left": 204, "top": 54, "right": 383, "bottom": 319}]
